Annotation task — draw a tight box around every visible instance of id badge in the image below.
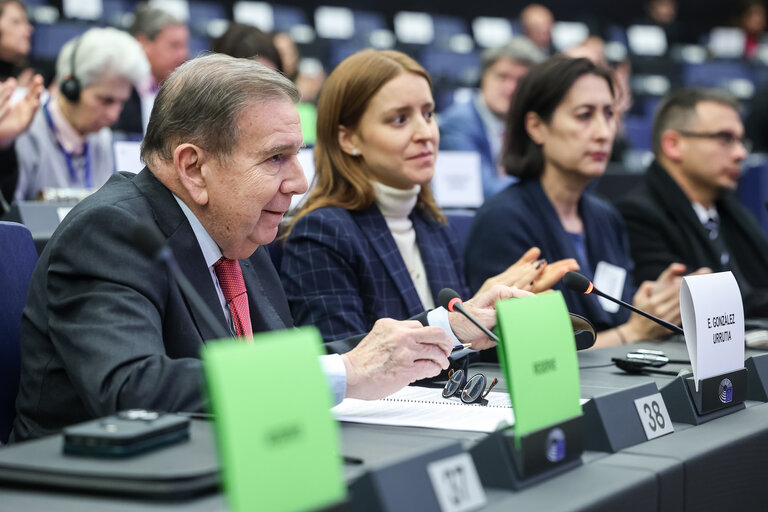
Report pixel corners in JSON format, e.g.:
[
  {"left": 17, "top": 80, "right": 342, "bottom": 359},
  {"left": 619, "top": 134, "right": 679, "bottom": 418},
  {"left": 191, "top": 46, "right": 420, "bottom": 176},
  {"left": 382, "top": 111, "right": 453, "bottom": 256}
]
[{"left": 593, "top": 261, "right": 626, "bottom": 313}]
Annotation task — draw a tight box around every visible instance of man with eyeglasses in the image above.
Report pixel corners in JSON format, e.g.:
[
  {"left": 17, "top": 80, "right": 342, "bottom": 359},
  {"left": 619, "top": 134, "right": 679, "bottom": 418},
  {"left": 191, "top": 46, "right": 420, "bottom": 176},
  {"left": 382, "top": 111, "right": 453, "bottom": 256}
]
[{"left": 617, "top": 87, "right": 768, "bottom": 318}]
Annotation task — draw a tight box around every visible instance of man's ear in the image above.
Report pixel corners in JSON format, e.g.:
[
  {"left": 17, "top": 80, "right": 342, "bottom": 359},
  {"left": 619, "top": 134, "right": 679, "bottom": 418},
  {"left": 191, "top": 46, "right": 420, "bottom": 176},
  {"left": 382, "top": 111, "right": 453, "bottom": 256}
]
[
  {"left": 524, "top": 111, "right": 546, "bottom": 145},
  {"left": 660, "top": 129, "right": 684, "bottom": 162},
  {"left": 338, "top": 125, "right": 361, "bottom": 156},
  {"left": 173, "top": 144, "right": 209, "bottom": 205}
]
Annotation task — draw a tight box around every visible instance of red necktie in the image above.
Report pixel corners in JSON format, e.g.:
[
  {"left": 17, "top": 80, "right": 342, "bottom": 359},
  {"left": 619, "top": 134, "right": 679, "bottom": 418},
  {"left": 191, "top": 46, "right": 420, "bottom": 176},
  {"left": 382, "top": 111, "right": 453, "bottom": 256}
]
[{"left": 213, "top": 257, "right": 253, "bottom": 342}]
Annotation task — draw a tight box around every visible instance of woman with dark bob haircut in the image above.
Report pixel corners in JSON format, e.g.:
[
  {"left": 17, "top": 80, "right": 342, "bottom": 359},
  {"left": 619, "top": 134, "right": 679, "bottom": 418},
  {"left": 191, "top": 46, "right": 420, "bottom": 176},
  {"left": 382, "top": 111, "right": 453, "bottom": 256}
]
[
  {"left": 280, "top": 49, "right": 577, "bottom": 343},
  {"left": 465, "top": 56, "right": 696, "bottom": 347}
]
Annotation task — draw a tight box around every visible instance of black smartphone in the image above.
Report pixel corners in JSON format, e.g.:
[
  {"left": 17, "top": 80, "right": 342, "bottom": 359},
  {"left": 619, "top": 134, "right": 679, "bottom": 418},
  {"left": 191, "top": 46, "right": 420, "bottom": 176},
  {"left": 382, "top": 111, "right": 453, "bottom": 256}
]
[{"left": 63, "top": 410, "right": 190, "bottom": 458}]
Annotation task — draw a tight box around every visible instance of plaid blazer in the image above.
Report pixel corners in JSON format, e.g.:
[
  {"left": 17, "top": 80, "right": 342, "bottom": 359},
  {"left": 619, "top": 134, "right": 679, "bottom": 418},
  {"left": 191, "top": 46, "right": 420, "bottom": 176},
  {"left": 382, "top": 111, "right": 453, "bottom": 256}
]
[{"left": 281, "top": 204, "right": 471, "bottom": 342}]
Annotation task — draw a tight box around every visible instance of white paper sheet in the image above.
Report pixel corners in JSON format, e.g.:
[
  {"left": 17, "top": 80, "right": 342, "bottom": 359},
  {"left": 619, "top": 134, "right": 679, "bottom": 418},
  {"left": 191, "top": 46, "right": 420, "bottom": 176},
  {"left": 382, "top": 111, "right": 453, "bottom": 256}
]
[
  {"left": 333, "top": 386, "right": 590, "bottom": 433},
  {"left": 333, "top": 386, "right": 514, "bottom": 433}
]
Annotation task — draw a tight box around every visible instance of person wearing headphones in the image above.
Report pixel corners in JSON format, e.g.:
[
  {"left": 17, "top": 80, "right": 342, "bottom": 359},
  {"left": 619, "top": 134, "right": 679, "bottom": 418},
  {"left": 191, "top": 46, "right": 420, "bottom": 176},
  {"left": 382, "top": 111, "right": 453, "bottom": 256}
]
[{"left": 13, "top": 27, "right": 149, "bottom": 202}]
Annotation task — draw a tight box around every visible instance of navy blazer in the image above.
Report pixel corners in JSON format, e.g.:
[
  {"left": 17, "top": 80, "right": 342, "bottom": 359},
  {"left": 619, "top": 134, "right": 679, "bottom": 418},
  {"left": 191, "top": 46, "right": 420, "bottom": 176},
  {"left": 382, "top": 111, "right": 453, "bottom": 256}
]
[
  {"left": 281, "top": 204, "right": 471, "bottom": 341},
  {"left": 464, "top": 180, "right": 635, "bottom": 332},
  {"left": 439, "top": 94, "right": 514, "bottom": 198}
]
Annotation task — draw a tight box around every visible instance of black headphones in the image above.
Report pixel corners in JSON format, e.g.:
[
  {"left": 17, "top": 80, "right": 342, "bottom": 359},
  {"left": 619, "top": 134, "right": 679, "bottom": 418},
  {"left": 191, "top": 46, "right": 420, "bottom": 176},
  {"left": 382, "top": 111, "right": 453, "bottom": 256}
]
[{"left": 59, "top": 34, "right": 84, "bottom": 103}]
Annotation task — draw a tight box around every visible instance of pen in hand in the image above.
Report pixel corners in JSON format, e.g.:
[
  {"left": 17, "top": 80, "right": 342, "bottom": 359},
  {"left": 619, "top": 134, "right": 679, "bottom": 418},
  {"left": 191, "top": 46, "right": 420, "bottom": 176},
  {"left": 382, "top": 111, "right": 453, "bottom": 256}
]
[{"left": 451, "top": 343, "right": 472, "bottom": 353}]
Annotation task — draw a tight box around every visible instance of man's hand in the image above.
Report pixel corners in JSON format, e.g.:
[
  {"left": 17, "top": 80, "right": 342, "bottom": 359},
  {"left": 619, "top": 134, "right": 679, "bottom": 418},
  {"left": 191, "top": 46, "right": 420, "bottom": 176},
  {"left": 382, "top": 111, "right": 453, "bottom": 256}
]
[
  {"left": 451, "top": 285, "right": 533, "bottom": 350},
  {"left": 341, "top": 319, "right": 453, "bottom": 400}
]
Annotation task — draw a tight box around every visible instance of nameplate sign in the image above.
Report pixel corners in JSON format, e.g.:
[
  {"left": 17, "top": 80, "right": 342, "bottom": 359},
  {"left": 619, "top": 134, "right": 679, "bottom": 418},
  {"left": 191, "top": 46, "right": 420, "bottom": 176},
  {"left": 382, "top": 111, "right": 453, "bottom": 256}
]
[
  {"left": 495, "top": 292, "right": 582, "bottom": 450},
  {"left": 680, "top": 272, "right": 745, "bottom": 391},
  {"left": 202, "top": 327, "right": 345, "bottom": 512}
]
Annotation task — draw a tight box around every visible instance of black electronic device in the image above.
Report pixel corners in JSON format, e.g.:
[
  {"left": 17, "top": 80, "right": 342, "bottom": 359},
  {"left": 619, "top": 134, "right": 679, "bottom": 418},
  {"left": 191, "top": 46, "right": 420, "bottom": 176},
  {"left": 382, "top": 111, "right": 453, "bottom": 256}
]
[
  {"left": 63, "top": 410, "right": 190, "bottom": 458},
  {"left": 59, "top": 35, "right": 84, "bottom": 102},
  {"left": 612, "top": 349, "right": 690, "bottom": 376},
  {"left": 562, "top": 271, "right": 684, "bottom": 335},
  {"left": 438, "top": 288, "right": 499, "bottom": 343}
]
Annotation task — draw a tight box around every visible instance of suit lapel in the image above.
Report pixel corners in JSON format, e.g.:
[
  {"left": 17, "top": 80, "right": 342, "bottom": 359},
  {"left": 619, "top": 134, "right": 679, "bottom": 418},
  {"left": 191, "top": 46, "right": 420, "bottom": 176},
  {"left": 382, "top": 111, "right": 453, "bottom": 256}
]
[
  {"left": 132, "top": 168, "right": 229, "bottom": 342},
  {"left": 469, "top": 99, "right": 494, "bottom": 161},
  {"left": 241, "top": 246, "right": 293, "bottom": 332},
  {"left": 413, "top": 210, "right": 458, "bottom": 302},
  {"left": 354, "top": 205, "right": 424, "bottom": 316},
  {"left": 647, "top": 162, "right": 723, "bottom": 267}
]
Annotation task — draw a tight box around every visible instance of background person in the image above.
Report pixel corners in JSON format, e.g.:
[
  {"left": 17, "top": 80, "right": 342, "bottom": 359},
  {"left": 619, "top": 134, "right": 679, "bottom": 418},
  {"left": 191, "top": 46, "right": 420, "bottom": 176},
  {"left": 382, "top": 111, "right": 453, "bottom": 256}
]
[
  {"left": 465, "top": 56, "right": 695, "bottom": 347},
  {"left": 617, "top": 88, "right": 767, "bottom": 317},
  {"left": 439, "top": 38, "right": 545, "bottom": 198},
  {"left": 13, "top": 27, "right": 149, "bottom": 201},
  {"left": 113, "top": 3, "right": 188, "bottom": 135}
]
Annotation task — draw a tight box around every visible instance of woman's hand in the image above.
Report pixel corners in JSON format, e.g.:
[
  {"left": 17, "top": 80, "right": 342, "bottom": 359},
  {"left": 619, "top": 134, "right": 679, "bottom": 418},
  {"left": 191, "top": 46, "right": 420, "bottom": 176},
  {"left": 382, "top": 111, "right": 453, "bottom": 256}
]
[
  {"left": 475, "top": 247, "right": 545, "bottom": 295},
  {"left": 475, "top": 247, "right": 580, "bottom": 297},
  {"left": 0, "top": 74, "right": 44, "bottom": 149},
  {"left": 530, "top": 257, "right": 580, "bottom": 293}
]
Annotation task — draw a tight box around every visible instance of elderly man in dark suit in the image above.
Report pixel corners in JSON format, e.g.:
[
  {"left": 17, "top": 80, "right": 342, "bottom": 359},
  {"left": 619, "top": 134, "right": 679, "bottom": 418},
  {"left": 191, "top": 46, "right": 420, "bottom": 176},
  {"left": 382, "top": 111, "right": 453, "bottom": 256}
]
[
  {"left": 617, "top": 88, "right": 768, "bottom": 318},
  {"left": 12, "top": 54, "right": 514, "bottom": 442}
]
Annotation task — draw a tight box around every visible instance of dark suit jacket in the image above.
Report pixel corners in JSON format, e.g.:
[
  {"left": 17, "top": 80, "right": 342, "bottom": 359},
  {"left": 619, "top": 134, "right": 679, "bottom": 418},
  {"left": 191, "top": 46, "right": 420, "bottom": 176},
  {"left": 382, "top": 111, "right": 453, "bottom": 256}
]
[
  {"left": 13, "top": 168, "right": 294, "bottom": 441},
  {"left": 439, "top": 95, "right": 513, "bottom": 199},
  {"left": 464, "top": 179, "right": 635, "bottom": 332},
  {"left": 281, "top": 205, "right": 470, "bottom": 342},
  {"left": 616, "top": 161, "right": 768, "bottom": 318}
]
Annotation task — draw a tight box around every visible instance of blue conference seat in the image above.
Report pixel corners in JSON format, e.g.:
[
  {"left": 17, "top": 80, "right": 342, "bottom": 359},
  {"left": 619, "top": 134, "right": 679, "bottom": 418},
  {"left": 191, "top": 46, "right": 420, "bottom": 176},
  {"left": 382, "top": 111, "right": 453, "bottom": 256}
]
[
  {"left": 31, "top": 22, "right": 91, "bottom": 60},
  {"left": 272, "top": 5, "right": 307, "bottom": 32},
  {"left": 683, "top": 61, "right": 753, "bottom": 88},
  {"left": 420, "top": 47, "right": 480, "bottom": 87},
  {"left": 0, "top": 222, "right": 38, "bottom": 445},
  {"left": 445, "top": 210, "right": 475, "bottom": 254},
  {"left": 623, "top": 116, "right": 653, "bottom": 151},
  {"left": 739, "top": 159, "right": 768, "bottom": 237}
]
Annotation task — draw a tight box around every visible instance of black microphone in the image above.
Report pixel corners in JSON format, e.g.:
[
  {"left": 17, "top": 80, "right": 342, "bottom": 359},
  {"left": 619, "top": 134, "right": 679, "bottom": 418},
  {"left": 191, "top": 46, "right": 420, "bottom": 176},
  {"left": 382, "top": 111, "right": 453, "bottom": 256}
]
[
  {"left": 131, "top": 221, "right": 230, "bottom": 340},
  {"left": 561, "top": 271, "right": 684, "bottom": 335},
  {"left": 438, "top": 288, "right": 499, "bottom": 343}
]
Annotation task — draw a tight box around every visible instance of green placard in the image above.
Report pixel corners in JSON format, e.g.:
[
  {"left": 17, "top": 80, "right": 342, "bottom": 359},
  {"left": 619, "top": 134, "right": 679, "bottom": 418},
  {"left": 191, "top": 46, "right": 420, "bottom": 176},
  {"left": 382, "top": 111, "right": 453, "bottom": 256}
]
[
  {"left": 202, "top": 327, "right": 346, "bottom": 512},
  {"left": 495, "top": 292, "right": 582, "bottom": 449}
]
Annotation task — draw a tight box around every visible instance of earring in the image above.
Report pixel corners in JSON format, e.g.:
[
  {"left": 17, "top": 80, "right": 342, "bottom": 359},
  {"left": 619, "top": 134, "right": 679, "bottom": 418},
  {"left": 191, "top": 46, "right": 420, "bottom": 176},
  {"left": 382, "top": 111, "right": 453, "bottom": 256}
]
[{"left": 351, "top": 149, "right": 360, "bottom": 156}]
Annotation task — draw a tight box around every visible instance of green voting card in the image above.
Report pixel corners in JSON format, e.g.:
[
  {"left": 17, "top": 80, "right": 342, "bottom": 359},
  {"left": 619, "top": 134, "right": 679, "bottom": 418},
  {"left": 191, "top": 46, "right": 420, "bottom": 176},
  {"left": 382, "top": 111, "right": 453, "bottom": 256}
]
[
  {"left": 495, "top": 292, "right": 582, "bottom": 449},
  {"left": 202, "top": 327, "right": 346, "bottom": 512}
]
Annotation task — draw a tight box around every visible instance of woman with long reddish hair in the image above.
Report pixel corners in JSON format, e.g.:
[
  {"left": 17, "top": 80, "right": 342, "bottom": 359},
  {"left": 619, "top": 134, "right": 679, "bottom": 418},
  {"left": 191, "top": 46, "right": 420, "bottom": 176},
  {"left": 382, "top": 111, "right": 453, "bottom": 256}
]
[{"left": 281, "top": 49, "right": 576, "bottom": 342}]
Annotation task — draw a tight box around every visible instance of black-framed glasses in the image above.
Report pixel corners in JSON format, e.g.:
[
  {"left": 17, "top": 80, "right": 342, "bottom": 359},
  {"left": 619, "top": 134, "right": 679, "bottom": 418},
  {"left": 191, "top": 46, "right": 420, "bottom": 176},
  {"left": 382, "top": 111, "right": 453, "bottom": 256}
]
[
  {"left": 676, "top": 130, "right": 752, "bottom": 153},
  {"left": 442, "top": 368, "right": 498, "bottom": 405}
]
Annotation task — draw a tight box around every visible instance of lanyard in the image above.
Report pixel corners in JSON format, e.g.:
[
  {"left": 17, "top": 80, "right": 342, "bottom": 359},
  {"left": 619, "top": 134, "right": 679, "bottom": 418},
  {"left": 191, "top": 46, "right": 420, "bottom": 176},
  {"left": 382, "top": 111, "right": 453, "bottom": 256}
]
[{"left": 42, "top": 100, "right": 92, "bottom": 188}]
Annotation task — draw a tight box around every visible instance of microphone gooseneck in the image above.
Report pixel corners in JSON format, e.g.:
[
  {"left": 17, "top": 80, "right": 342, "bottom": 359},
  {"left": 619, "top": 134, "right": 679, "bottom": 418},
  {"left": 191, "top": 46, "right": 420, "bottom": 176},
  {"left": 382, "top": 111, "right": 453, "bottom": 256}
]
[
  {"left": 131, "top": 220, "right": 230, "bottom": 340},
  {"left": 438, "top": 288, "right": 499, "bottom": 343},
  {"left": 561, "top": 271, "right": 684, "bottom": 336}
]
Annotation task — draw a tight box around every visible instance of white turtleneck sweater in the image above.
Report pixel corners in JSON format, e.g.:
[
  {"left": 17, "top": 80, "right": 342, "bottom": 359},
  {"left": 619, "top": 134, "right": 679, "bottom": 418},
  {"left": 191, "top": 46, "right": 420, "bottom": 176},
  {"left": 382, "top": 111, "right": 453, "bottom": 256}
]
[{"left": 372, "top": 181, "right": 435, "bottom": 309}]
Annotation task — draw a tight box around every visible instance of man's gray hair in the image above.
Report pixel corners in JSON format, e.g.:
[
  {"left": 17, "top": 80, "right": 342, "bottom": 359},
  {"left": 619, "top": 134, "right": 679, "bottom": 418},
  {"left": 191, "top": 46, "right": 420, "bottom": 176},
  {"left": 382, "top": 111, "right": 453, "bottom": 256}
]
[
  {"left": 480, "top": 37, "right": 546, "bottom": 76},
  {"left": 652, "top": 87, "right": 742, "bottom": 157},
  {"left": 55, "top": 27, "right": 150, "bottom": 89},
  {"left": 141, "top": 53, "right": 300, "bottom": 165},
  {"left": 129, "top": 3, "right": 184, "bottom": 40}
]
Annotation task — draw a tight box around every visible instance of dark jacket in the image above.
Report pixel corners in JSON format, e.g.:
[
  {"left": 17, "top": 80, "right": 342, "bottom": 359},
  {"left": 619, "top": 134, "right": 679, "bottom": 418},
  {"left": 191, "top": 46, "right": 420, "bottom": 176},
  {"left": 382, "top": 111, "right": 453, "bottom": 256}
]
[
  {"left": 465, "top": 179, "right": 635, "bottom": 332},
  {"left": 616, "top": 160, "right": 768, "bottom": 318}
]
